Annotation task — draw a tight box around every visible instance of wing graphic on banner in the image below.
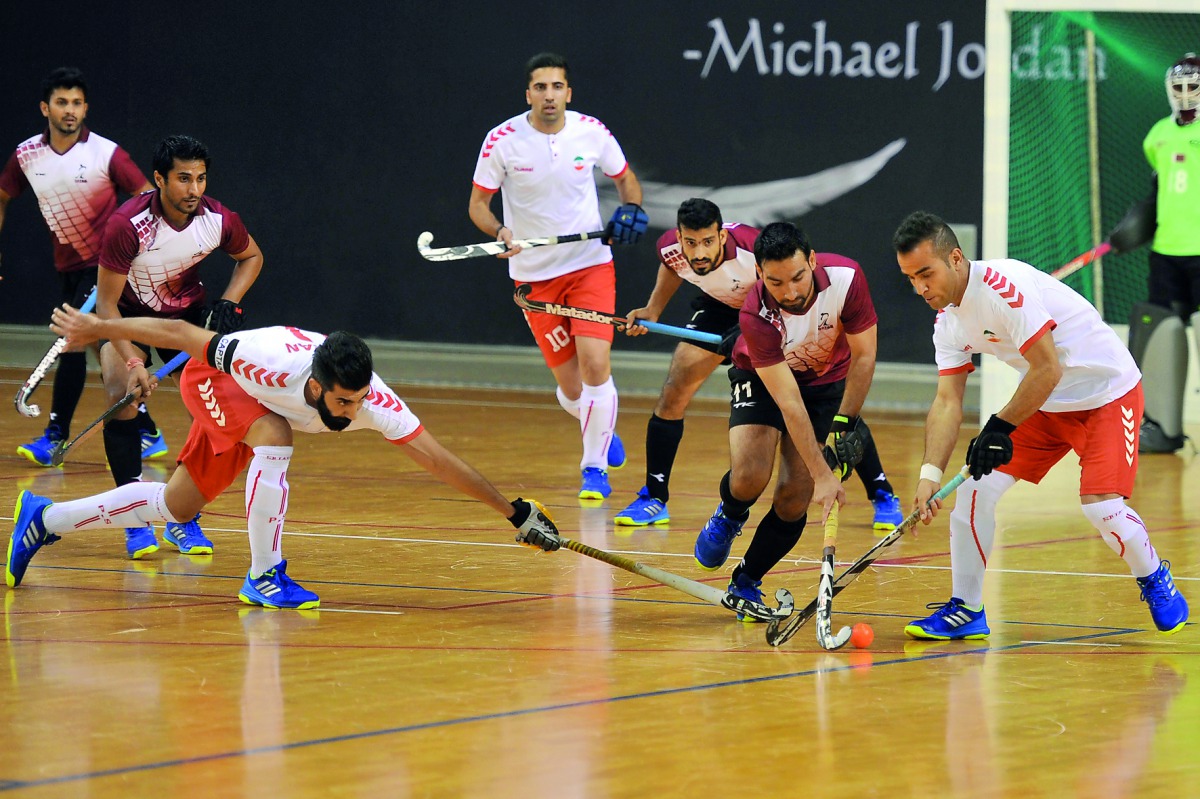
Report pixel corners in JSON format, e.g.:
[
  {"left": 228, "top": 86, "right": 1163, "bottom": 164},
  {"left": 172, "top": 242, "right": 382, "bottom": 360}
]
[{"left": 600, "top": 138, "right": 906, "bottom": 229}]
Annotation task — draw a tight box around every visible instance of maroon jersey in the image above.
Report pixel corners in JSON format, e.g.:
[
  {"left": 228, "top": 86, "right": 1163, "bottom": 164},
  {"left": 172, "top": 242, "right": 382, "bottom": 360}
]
[
  {"left": 0, "top": 127, "right": 147, "bottom": 271},
  {"left": 733, "top": 253, "right": 877, "bottom": 386},
  {"left": 656, "top": 222, "right": 759, "bottom": 308},
  {"left": 99, "top": 193, "right": 249, "bottom": 317}
]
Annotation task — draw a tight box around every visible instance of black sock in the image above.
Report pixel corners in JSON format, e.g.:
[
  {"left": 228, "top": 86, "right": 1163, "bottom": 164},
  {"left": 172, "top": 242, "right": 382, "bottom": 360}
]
[
  {"left": 855, "top": 439, "right": 893, "bottom": 501},
  {"left": 48, "top": 351, "right": 87, "bottom": 436},
  {"left": 735, "top": 507, "right": 807, "bottom": 582},
  {"left": 103, "top": 416, "right": 143, "bottom": 485},
  {"left": 644, "top": 415, "right": 684, "bottom": 502},
  {"left": 718, "top": 471, "right": 754, "bottom": 521},
  {"left": 136, "top": 403, "right": 158, "bottom": 435}
]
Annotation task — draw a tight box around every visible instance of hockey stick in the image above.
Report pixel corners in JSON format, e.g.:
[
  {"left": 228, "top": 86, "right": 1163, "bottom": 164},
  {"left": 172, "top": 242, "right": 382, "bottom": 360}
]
[
  {"left": 418, "top": 230, "right": 607, "bottom": 262},
  {"left": 513, "top": 284, "right": 722, "bottom": 346},
  {"left": 14, "top": 288, "right": 98, "bottom": 417},
  {"left": 49, "top": 351, "right": 191, "bottom": 467},
  {"left": 556, "top": 536, "right": 794, "bottom": 622},
  {"left": 766, "top": 466, "right": 970, "bottom": 647},
  {"left": 1049, "top": 194, "right": 1155, "bottom": 282},
  {"left": 814, "top": 480, "right": 852, "bottom": 650}
]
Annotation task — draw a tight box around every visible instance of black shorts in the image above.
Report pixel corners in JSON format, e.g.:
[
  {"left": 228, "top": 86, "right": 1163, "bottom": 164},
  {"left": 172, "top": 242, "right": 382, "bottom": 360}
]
[
  {"left": 1148, "top": 251, "right": 1200, "bottom": 317},
  {"left": 685, "top": 293, "right": 741, "bottom": 360},
  {"left": 101, "top": 303, "right": 207, "bottom": 368},
  {"left": 57, "top": 267, "right": 98, "bottom": 308},
  {"left": 727, "top": 366, "right": 844, "bottom": 444}
]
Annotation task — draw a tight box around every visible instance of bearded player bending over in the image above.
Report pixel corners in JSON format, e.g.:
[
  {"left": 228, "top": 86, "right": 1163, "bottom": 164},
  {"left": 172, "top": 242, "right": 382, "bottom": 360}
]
[{"left": 6, "top": 305, "right": 560, "bottom": 609}]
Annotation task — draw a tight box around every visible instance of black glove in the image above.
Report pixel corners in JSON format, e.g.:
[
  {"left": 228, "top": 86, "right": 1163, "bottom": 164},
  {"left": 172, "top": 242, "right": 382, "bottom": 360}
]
[
  {"left": 604, "top": 203, "right": 649, "bottom": 245},
  {"left": 822, "top": 415, "right": 868, "bottom": 481},
  {"left": 966, "top": 414, "right": 1016, "bottom": 480},
  {"left": 205, "top": 299, "right": 246, "bottom": 335},
  {"left": 508, "top": 498, "right": 561, "bottom": 551},
  {"left": 716, "top": 323, "right": 741, "bottom": 359}
]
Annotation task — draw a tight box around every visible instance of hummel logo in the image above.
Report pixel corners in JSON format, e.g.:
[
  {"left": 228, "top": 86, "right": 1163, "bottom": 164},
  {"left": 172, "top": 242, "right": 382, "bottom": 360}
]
[{"left": 198, "top": 378, "right": 226, "bottom": 427}]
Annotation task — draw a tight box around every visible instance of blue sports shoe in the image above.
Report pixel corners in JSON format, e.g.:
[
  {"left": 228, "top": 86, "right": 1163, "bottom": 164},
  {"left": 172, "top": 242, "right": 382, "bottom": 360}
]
[
  {"left": 125, "top": 526, "right": 159, "bottom": 560},
  {"left": 728, "top": 570, "right": 765, "bottom": 623},
  {"left": 905, "top": 597, "right": 990, "bottom": 640},
  {"left": 163, "top": 514, "right": 213, "bottom": 555},
  {"left": 607, "top": 433, "right": 627, "bottom": 470},
  {"left": 579, "top": 467, "right": 611, "bottom": 500},
  {"left": 239, "top": 560, "right": 320, "bottom": 609},
  {"left": 694, "top": 502, "right": 746, "bottom": 571},
  {"left": 7, "top": 491, "right": 59, "bottom": 587},
  {"left": 872, "top": 489, "right": 904, "bottom": 532},
  {"left": 1138, "top": 560, "right": 1189, "bottom": 634},
  {"left": 614, "top": 487, "right": 669, "bottom": 526},
  {"left": 16, "top": 425, "right": 64, "bottom": 468},
  {"left": 140, "top": 428, "right": 168, "bottom": 460}
]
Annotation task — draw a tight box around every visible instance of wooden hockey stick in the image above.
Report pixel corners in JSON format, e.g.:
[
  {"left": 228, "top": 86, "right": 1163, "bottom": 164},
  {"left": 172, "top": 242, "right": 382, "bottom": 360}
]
[
  {"left": 557, "top": 536, "right": 794, "bottom": 622},
  {"left": 513, "top": 284, "right": 721, "bottom": 346},
  {"left": 14, "top": 289, "right": 98, "bottom": 417},
  {"left": 49, "top": 351, "right": 191, "bottom": 467},
  {"left": 417, "top": 229, "right": 607, "bottom": 262},
  {"left": 766, "top": 466, "right": 971, "bottom": 647}
]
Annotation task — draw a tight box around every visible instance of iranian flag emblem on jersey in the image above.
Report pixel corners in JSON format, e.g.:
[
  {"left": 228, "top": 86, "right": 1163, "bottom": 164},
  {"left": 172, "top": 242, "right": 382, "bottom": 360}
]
[{"left": 573, "top": 156, "right": 585, "bottom": 171}]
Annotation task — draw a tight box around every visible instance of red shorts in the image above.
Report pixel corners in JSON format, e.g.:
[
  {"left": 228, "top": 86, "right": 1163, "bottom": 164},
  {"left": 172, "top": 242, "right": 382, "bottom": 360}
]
[
  {"left": 518, "top": 263, "right": 615, "bottom": 368},
  {"left": 177, "top": 360, "right": 273, "bottom": 501},
  {"left": 1001, "top": 383, "right": 1143, "bottom": 497}
]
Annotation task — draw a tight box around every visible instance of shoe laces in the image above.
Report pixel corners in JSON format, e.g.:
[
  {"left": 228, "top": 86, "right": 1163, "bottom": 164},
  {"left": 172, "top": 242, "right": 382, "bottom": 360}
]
[
  {"left": 731, "top": 573, "right": 763, "bottom": 603},
  {"left": 1139, "top": 562, "right": 1176, "bottom": 608},
  {"left": 704, "top": 505, "right": 743, "bottom": 541},
  {"left": 924, "top": 598, "right": 968, "bottom": 618}
]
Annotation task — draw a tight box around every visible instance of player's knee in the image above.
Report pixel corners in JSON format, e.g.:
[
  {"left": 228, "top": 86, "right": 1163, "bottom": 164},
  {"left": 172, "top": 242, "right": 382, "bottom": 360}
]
[{"left": 950, "top": 471, "right": 1015, "bottom": 525}]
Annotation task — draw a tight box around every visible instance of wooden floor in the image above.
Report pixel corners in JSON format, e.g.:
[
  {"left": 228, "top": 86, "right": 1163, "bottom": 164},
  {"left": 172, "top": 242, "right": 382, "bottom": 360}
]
[{"left": 0, "top": 366, "right": 1196, "bottom": 798}]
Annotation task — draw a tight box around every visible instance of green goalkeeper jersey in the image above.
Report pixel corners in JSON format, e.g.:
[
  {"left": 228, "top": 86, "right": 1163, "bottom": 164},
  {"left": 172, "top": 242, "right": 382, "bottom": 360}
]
[{"left": 1144, "top": 116, "right": 1200, "bottom": 256}]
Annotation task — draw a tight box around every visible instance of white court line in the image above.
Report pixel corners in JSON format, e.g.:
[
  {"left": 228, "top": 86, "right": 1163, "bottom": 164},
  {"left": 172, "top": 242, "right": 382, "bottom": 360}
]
[
  {"left": 1020, "top": 640, "right": 1121, "bottom": 647},
  {"left": 197, "top": 527, "right": 1199, "bottom": 582}
]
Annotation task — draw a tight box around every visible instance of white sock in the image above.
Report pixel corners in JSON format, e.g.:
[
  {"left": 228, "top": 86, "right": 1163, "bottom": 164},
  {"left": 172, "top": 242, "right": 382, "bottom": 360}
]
[
  {"left": 556, "top": 386, "right": 581, "bottom": 419},
  {"left": 42, "top": 482, "right": 178, "bottom": 532},
  {"left": 948, "top": 471, "right": 1015, "bottom": 608},
  {"left": 1081, "top": 498, "right": 1160, "bottom": 579},
  {"left": 246, "top": 446, "right": 292, "bottom": 578},
  {"left": 579, "top": 378, "right": 618, "bottom": 470}
]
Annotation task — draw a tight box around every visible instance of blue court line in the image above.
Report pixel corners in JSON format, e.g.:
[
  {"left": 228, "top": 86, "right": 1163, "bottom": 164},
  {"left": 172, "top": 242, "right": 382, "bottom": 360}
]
[{"left": 0, "top": 626, "right": 1136, "bottom": 791}]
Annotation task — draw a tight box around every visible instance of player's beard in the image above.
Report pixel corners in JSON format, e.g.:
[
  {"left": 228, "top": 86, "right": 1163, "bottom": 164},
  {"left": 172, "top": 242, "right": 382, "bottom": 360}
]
[{"left": 316, "top": 390, "right": 352, "bottom": 431}]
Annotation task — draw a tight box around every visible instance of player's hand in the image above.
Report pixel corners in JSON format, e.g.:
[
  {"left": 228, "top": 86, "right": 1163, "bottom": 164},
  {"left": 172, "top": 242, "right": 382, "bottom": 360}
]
[
  {"left": 496, "top": 225, "right": 522, "bottom": 260},
  {"left": 50, "top": 303, "right": 102, "bottom": 347},
  {"left": 914, "top": 479, "right": 942, "bottom": 527},
  {"left": 812, "top": 469, "right": 846, "bottom": 524},
  {"left": 205, "top": 299, "right": 246, "bottom": 335},
  {"left": 509, "top": 498, "right": 561, "bottom": 551},
  {"left": 604, "top": 203, "right": 648, "bottom": 245},
  {"left": 716, "top": 324, "right": 741, "bottom": 359},
  {"left": 821, "top": 415, "right": 868, "bottom": 482},
  {"left": 623, "top": 306, "right": 659, "bottom": 336},
  {"left": 966, "top": 414, "right": 1016, "bottom": 480},
  {"left": 125, "top": 362, "right": 156, "bottom": 399}
]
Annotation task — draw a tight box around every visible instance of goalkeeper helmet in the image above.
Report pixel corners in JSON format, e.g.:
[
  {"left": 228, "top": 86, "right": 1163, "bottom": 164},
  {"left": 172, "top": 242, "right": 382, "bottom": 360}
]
[{"left": 1166, "top": 53, "right": 1200, "bottom": 123}]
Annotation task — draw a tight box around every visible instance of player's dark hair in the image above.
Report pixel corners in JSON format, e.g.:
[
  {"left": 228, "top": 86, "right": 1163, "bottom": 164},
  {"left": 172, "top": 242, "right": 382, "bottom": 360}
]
[
  {"left": 754, "top": 221, "right": 813, "bottom": 265},
  {"left": 42, "top": 67, "right": 87, "bottom": 103},
  {"left": 893, "top": 211, "right": 961, "bottom": 259},
  {"left": 152, "top": 135, "right": 210, "bottom": 179},
  {"left": 312, "top": 331, "right": 374, "bottom": 392},
  {"left": 677, "top": 198, "right": 723, "bottom": 231},
  {"left": 526, "top": 52, "right": 569, "bottom": 85}
]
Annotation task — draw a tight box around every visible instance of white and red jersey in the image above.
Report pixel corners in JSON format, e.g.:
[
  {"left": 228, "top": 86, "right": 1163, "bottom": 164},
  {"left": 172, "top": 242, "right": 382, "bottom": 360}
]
[
  {"left": 472, "top": 110, "right": 628, "bottom": 282},
  {"left": 205, "top": 326, "right": 424, "bottom": 442},
  {"left": 733, "top": 253, "right": 877, "bottom": 386},
  {"left": 0, "top": 127, "right": 147, "bottom": 272},
  {"left": 656, "top": 223, "right": 759, "bottom": 308},
  {"left": 100, "top": 193, "right": 249, "bottom": 317},
  {"left": 933, "top": 258, "right": 1141, "bottom": 412}
]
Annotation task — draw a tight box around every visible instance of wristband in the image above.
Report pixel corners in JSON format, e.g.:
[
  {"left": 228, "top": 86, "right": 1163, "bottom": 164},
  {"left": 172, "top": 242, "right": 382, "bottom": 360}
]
[
  {"left": 919, "top": 463, "right": 944, "bottom": 483},
  {"left": 126, "top": 358, "right": 145, "bottom": 371},
  {"left": 495, "top": 225, "right": 508, "bottom": 240}
]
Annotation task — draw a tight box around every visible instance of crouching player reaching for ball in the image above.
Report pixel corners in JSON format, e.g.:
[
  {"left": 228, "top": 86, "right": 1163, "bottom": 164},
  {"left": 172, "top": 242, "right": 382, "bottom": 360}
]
[{"left": 6, "top": 305, "right": 561, "bottom": 608}]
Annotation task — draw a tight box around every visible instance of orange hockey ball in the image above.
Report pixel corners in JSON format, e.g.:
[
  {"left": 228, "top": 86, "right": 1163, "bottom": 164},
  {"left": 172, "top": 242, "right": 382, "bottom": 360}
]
[{"left": 850, "top": 623, "right": 874, "bottom": 649}]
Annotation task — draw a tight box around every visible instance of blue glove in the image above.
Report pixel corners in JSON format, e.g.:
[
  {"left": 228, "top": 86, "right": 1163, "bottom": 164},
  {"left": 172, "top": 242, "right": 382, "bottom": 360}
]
[{"left": 605, "top": 203, "right": 649, "bottom": 245}]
